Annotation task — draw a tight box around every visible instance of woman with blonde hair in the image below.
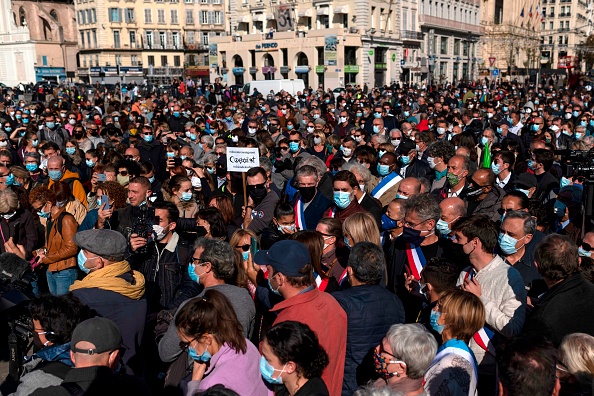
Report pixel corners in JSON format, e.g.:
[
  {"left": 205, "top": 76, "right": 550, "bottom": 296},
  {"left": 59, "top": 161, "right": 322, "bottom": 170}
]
[
  {"left": 424, "top": 289, "right": 485, "bottom": 395},
  {"left": 229, "top": 228, "right": 259, "bottom": 293},
  {"left": 558, "top": 333, "right": 594, "bottom": 394},
  {"left": 343, "top": 212, "right": 381, "bottom": 248},
  {"left": 163, "top": 174, "right": 198, "bottom": 219}
]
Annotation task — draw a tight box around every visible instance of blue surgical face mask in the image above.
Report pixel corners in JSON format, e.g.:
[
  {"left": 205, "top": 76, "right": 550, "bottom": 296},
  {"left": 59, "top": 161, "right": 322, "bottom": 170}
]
[
  {"left": 516, "top": 188, "right": 530, "bottom": 197},
  {"left": 188, "top": 263, "right": 206, "bottom": 284},
  {"left": 554, "top": 200, "right": 567, "bottom": 218},
  {"left": 496, "top": 127, "right": 502, "bottom": 134},
  {"left": 260, "top": 356, "right": 286, "bottom": 384},
  {"left": 289, "top": 141, "right": 300, "bottom": 153},
  {"left": 491, "top": 162, "right": 502, "bottom": 175},
  {"left": 377, "top": 163, "right": 390, "bottom": 176},
  {"left": 144, "top": 134, "right": 154, "bottom": 142},
  {"left": 148, "top": 176, "right": 155, "bottom": 184},
  {"left": 481, "top": 136, "right": 489, "bottom": 146},
  {"left": 436, "top": 218, "right": 452, "bottom": 236},
  {"left": 334, "top": 191, "right": 352, "bottom": 209},
  {"left": 579, "top": 247, "right": 592, "bottom": 258},
  {"left": 48, "top": 170, "right": 63, "bottom": 181},
  {"left": 378, "top": 150, "right": 386, "bottom": 158},
  {"left": 4, "top": 173, "right": 14, "bottom": 186},
  {"left": 527, "top": 160, "right": 536, "bottom": 170},
  {"left": 77, "top": 250, "right": 98, "bottom": 274},
  {"left": 430, "top": 310, "right": 445, "bottom": 334},
  {"left": 576, "top": 132, "right": 584, "bottom": 139},
  {"left": 373, "top": 125, "right": 380, "bottom": 134},
  {"left": 400, "top": 155, "right": 411, "bottom": 165},
  {"left": 45, "top": 122, "right": 55, "bottom": 129},
  {"left": 498, "top": 232, "right": 525, "bottom": 255},
  {"left": 26, "top": 163, "right": 38, "bottom": 172},
  {"left": 173, "top": 111, "right": 181, "bottom": 118},
  {"left": 179, "top": 191, "right": 193, "bottom": 201},
  {"left": 277, "top": 224, "right": 295, "bottom": 233},
  {"left": 343, "top": 236, "right": 351, "bottom": 248},
  {"left": 268, "top": 273, "right": 282, "bottom": 296},
  {"left": 242, "top": 251, "right": 249, "bottom": 261},
  {"left": 503, "top": 106, "right": 509, "bottom": 112},
  {"left": 86, "top": 159, "right": 95, "bottom": 168},
  {"left": 65, "top": 147, "right": 76, "bottom": 155},
  {"left": 560, "top": 177, "right": 571, "bottom": 188},
  {"left": 580, "top": 121, "right": 587, "bottom": 127},
  {"left": 403, "top": 111, "right": 410, "bottom": 117},
  {"left": 188, "top": 345, "right": 212, "bottom": 363},
  {"left": 573, "top": 111, "right": 580, "bottom": 118}
]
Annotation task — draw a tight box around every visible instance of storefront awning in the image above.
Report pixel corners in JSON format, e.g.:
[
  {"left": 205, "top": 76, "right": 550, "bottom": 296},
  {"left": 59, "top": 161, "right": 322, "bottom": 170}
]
[
  {"left": 334, "top": 6, "right": 348, "bottom": 14},
  {"left": 316, "top": 7, "right": 330, "bottom": 15},
  {"left": 253, "top": 13, "right": 264, "bottom": 21},
  {"left": 298, "top": 9, "right": 313, "bottom": 17},
  {"left": 266, "top": 14, "right": 275, "bottom": 20},
  {"left": 238, "top": 15, "right": 250, "bottom": 23}
]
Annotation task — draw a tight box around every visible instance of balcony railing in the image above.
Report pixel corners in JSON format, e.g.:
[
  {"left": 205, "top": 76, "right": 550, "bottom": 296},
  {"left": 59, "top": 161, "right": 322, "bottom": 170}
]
[{"left": 401, "top": 30, "right": 423, "bottom": 40}]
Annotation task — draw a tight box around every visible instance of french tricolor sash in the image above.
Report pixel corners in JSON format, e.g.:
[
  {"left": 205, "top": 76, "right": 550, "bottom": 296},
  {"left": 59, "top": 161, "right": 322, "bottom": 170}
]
[
  {"left": 371, "top": 172, "right": 402, "bottom": 200},
  {"left": 405, "top": 243, "right": 426, "bottom": 280},
  {"left": 314, "top": 271, "right": 329, "bottom": 292},
  {"left": 294, "top": 199, "right": 306, "bottom": 230},
  {"left": 464, "top": 268, "right": 497, "bottom": 355},
  {"left": 327, "top": 207, "right": 336, "bottom": 218},
  {"left": 338, "top": 267, "right": 349, "bottom": 286},
  {"left": 430, "top": 339, "right": 478, "bottom": 380}
]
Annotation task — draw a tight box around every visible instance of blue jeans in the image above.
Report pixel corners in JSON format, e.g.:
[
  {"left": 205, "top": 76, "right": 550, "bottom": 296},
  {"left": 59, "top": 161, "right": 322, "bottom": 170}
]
[{"left": 46, "top": 268, "right": 78, "bottom": 296}]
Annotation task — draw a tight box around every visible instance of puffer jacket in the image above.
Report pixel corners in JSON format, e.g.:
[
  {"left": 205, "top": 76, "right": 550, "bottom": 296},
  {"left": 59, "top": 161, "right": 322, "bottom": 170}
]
[
  {"left": 332, "top": 285, "right": 406, "bottom": 396},
  {"left": 42, "top": 208, "right": 78, "bottom": 272},
  {"left": 47, "top": 169, "right": 88, "bottom": 209}
]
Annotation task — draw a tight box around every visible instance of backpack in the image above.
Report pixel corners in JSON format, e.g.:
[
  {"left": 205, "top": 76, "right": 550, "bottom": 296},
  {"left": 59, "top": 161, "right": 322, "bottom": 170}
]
[{"left": 46, "top": 211, "right": 74, "bottom": 242}]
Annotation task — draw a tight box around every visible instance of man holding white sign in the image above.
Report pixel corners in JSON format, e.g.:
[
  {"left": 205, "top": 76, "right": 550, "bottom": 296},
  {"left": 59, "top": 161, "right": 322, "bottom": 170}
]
[
  {"left": 243, "top": 167, "right": 279, "bottom": 236},
  {"left": 226, "top": 147, "right": 279, "bottom": 236}
]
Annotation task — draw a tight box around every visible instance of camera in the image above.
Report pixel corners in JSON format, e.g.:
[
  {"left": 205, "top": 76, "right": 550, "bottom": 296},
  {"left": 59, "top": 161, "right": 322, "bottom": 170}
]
[
  {"left": 132, "top": 205, "right": 156, "bottom": 254},
  {"left": 556, "top": 149, "right": 594, "bottom": 179}
]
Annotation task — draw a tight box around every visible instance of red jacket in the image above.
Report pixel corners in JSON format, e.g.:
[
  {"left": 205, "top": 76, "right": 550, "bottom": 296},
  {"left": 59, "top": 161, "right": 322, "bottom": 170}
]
[{"left": 271, "top": 288, "right": 347, "bottom": 396}]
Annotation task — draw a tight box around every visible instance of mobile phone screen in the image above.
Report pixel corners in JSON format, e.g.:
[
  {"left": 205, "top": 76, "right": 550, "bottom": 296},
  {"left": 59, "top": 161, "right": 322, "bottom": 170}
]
[
  {"left": 250, "top": 236, "right": 258, "bottom": 257},
  {"left": 100, "top": 195, "right": 110, "bottom": 210}
]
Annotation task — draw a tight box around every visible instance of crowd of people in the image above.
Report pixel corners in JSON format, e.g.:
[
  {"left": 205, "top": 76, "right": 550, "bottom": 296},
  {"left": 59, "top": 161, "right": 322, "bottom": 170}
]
[{"left": 1, "top": 76, "right": 594, "bottom": 396}]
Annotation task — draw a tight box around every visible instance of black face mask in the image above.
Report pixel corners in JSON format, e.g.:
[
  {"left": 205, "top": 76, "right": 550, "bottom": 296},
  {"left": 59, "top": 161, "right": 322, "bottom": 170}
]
[
  {"left": 247, "top": 183, "right": 267, "bottom": 205},
  {"left": 401, "top": 226, "right": 425, "bottom": 246},
  {"left": 299, "top": 186, "right": 317, "bottom": 202},
  {"left": 466, "top": 182, "right": 487, "bottom": 200}
]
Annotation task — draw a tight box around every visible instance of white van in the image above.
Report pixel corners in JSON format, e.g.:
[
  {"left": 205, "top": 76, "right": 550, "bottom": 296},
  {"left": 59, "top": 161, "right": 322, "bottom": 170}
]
[{"left": 243, "top": 79, "right": 305, "bottom": 96}]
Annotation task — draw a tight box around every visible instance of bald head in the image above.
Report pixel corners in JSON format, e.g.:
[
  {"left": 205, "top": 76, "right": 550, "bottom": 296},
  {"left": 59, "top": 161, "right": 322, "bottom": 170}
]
[
  {"left": 440, "top": 197, "right": 467, "bottom": 223},
  {"left": 125, "top": 147, "right": 140, "bottom": 158},
  {"left": 47, "top": 155, "right": 65, "bottom": 169},
  {"left": 397, "top": 177, "right": 422, "bottom": 198}
]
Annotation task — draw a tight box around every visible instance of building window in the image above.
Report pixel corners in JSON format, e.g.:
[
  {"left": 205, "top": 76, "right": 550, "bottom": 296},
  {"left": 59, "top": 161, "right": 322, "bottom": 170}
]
[
  {"left": 186, "top": 10, "right": 194, "bottom": 24},
  {"left": 116, "top": 55, "right": 122, "bottom": 65},
  {"left": 92, "top": 29, "right": 97, "bottom": 47},
  {"left": 131, "top": 55, "right": 138, "bottom": 65},
  {"left": 200, "top": 11, "right": 208, "bottom": 24},
  {"left": 146, "top": 31, "right": 153, "bottom": 48},
  {"left": 342, "top": 14, "right": 348, "bottom": 28},
  {"left": 80, "top": 31, "right": 85, "bottom": 48},
  {"left": 200, "top": 0, "right": 207, "bottom": 3},
  {"left": 83, "top": 56, "right": 86, "bottom": 67},
  {"left": 172, "top": 31, "right": 180, "bottom": 48},
  {"left": 148, "top": 55, "right": 155, "bottom": 65},
  {"left": 161, "top": 55, "right": 167, "bottom": 66},
  {"left": 186, "top": 30, "right": 195, "bottom": 44},
  {"left": 319, "top": 14, "right": 329, "bottom": 28},
  {"left": 109, "top": 8, "right": 122, "bottom": 22},
  {"left": 184, "top": 0, "right": 193, "bottom": 3},
  {"left": 171, "top": 10, "right": 178, "bottom": 24},
  {"left": 129, "top": 30, "right": 136, "bottom": 46},
  {"left": 92, "top": 9, "right": 96, "bottom": 22},
  {"left": 440, "top": 37, "right": 448, "bottom": 54},
  {"left": 214, "top": 11, "right": 222, "bottom": 24},
  {"left": 144, "top": 9, "right": 152, "bottom": 23},
  {"left": 454, "top": 38, "right": 460, "bottom": 55},
  {"left": 158, "top": 9, "right": 165, "bottom": 24},
  {"left": 159, "top": 31, "right": 166, "bottom": 48},
  {"left": 113, "top": 30, "right": 121, "bottom": 47},
  {"left": 200, "top": 32, "right": 209, "bottom": 45},
  {"left": 174, "top": 56, "right": 181, "bottom": 66},
  {"left": 125, "top": 8, "right": 135, "bottom": 22}
]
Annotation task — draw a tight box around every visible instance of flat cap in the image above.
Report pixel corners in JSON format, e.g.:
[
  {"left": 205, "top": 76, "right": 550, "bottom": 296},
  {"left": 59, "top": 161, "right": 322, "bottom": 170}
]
[
  {"left": 73, "top": 229, "right": 127, "bottom": 261},
  {"left": 314, "top": 118, "right": 326, "bottom": 126}
]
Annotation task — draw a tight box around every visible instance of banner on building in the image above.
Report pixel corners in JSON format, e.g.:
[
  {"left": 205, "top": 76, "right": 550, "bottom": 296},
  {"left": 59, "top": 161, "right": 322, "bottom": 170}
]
[
  {"left": 209, "top": 43, "right": 218, "bottom": 68},
  {"left": 324, "top": 35, "right": 338, "bottom": 66},
  {"left": 275, "top": 5, "right": 294, "bottom": 32}
]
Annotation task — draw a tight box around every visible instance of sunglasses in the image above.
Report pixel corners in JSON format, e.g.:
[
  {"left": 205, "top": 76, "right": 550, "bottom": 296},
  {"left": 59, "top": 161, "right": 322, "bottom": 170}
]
[
  {"left": 119, "top": 170, "right": 129, "bottom": 176},
  {"left": 237, "top": 244, "right": 250, "bottom": 252}
]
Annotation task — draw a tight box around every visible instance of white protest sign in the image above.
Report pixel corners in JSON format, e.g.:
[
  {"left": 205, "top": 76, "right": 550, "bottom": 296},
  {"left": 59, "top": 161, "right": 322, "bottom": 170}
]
[{"left": 226, "top": 147, "right": 260, "bottom": 172}]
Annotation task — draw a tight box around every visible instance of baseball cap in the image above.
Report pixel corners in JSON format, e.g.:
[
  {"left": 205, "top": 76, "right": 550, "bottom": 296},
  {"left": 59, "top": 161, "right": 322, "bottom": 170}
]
[
  {"left": 71, "top": 317, "right": 123, "bottom": 355},
  {"left": 253, "top": 240, "right": 310, "bottom": 277}
]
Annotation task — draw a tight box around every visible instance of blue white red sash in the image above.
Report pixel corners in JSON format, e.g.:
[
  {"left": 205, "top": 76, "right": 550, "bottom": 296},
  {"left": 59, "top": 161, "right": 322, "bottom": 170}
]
[
  {"left": 371, "top": 172, "right": 402, "bottom": 200},
  {"left": 430, "top": 339, "right": 478, "bottom": 380},
  {"left": 314, "top": 271, "right": 329, "bottom": 292},
  {"left": 405, "top": 243, "right": 426, "bottom": 280},
  {"left": 464, "top": 268, "right": 496, "bottom": 355},
  {"left": 338, "top": 267, "right": 349, "bottom": 286},
  {"left": 294, "top": 199, "right": 306, "bottom": 230},
  {"left": 327, "top": 207, "right": 336, "bottom": 218}
]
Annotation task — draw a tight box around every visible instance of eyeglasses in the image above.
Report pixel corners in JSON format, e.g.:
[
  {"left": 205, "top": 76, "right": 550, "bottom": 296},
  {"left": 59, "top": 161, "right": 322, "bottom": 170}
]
[
  {"left": 190, "top": 257, "right": 208, "bottom": 265},
  {"left": 119, "top": 170, "right": 128, "bottom": 176},
  {"left": 289, "top": 139, "right": 300, "bottom": 143},
  {"left": 237, "top": 244, "right": 250, "bottom": 252},
  {"left": 581, "top": 242, "right": 592, "bottom": 251},
  {"left": 403, "top": 219, "right": 427, "bottom": 228},
  {"left": 280, "top": 146, "right": 289, "bottom": 151}
]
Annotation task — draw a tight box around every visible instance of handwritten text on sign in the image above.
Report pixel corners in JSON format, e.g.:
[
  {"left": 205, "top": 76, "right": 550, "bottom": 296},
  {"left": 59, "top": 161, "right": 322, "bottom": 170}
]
[{"left": 226, "top": 147, "right": 260, "bottom": 172}]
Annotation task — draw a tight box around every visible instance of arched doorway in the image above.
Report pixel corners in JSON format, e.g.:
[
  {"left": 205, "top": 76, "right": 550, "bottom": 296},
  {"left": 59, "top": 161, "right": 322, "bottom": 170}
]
[
  {"left": 295, "top": 52, "right": 309, "bottom": 88},
  {"left": 262, "top": 54, "right": 275, "bottom": 80},
  {"left": 232, "top": 55, "right": 245, "bottom": 85}
]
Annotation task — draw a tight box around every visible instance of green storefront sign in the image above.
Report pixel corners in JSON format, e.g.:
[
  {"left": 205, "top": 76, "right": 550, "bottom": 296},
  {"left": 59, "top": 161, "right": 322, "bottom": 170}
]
[
  {"left": 315, "top": 65, "right": 326, "bottom": 73},
  {"left": 344, "top": 65, "right": 359, "bottom": 73},
  {"left": 375, "top": 63, "right": 387, "bottom": 69}
]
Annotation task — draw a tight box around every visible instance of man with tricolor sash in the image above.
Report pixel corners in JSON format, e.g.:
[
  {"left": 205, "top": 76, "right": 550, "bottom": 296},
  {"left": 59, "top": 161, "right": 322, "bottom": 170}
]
[
  {"left": 291, "top": 165, "right": 332, "bottom": 231},
  {"left": 451, "top": 215, "right": 526, "bottom": 396},
  {"left": 386, "top": 194, "right": 458, "bottom": 322},
  {"left": 371, "top": 152, "right": 402, "bottom": 208}
]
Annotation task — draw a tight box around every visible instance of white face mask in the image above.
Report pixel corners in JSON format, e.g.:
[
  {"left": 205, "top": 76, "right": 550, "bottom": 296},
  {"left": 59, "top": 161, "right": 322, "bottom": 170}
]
[
  {"left": 191, "top": 176, "right": 202, "bottom": 188},
  {"left": 152, "top": 224, "right": 169, "bottom": 240},
  {"left": 391, "top": 139, "right": 401, "bottom": 147}
]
